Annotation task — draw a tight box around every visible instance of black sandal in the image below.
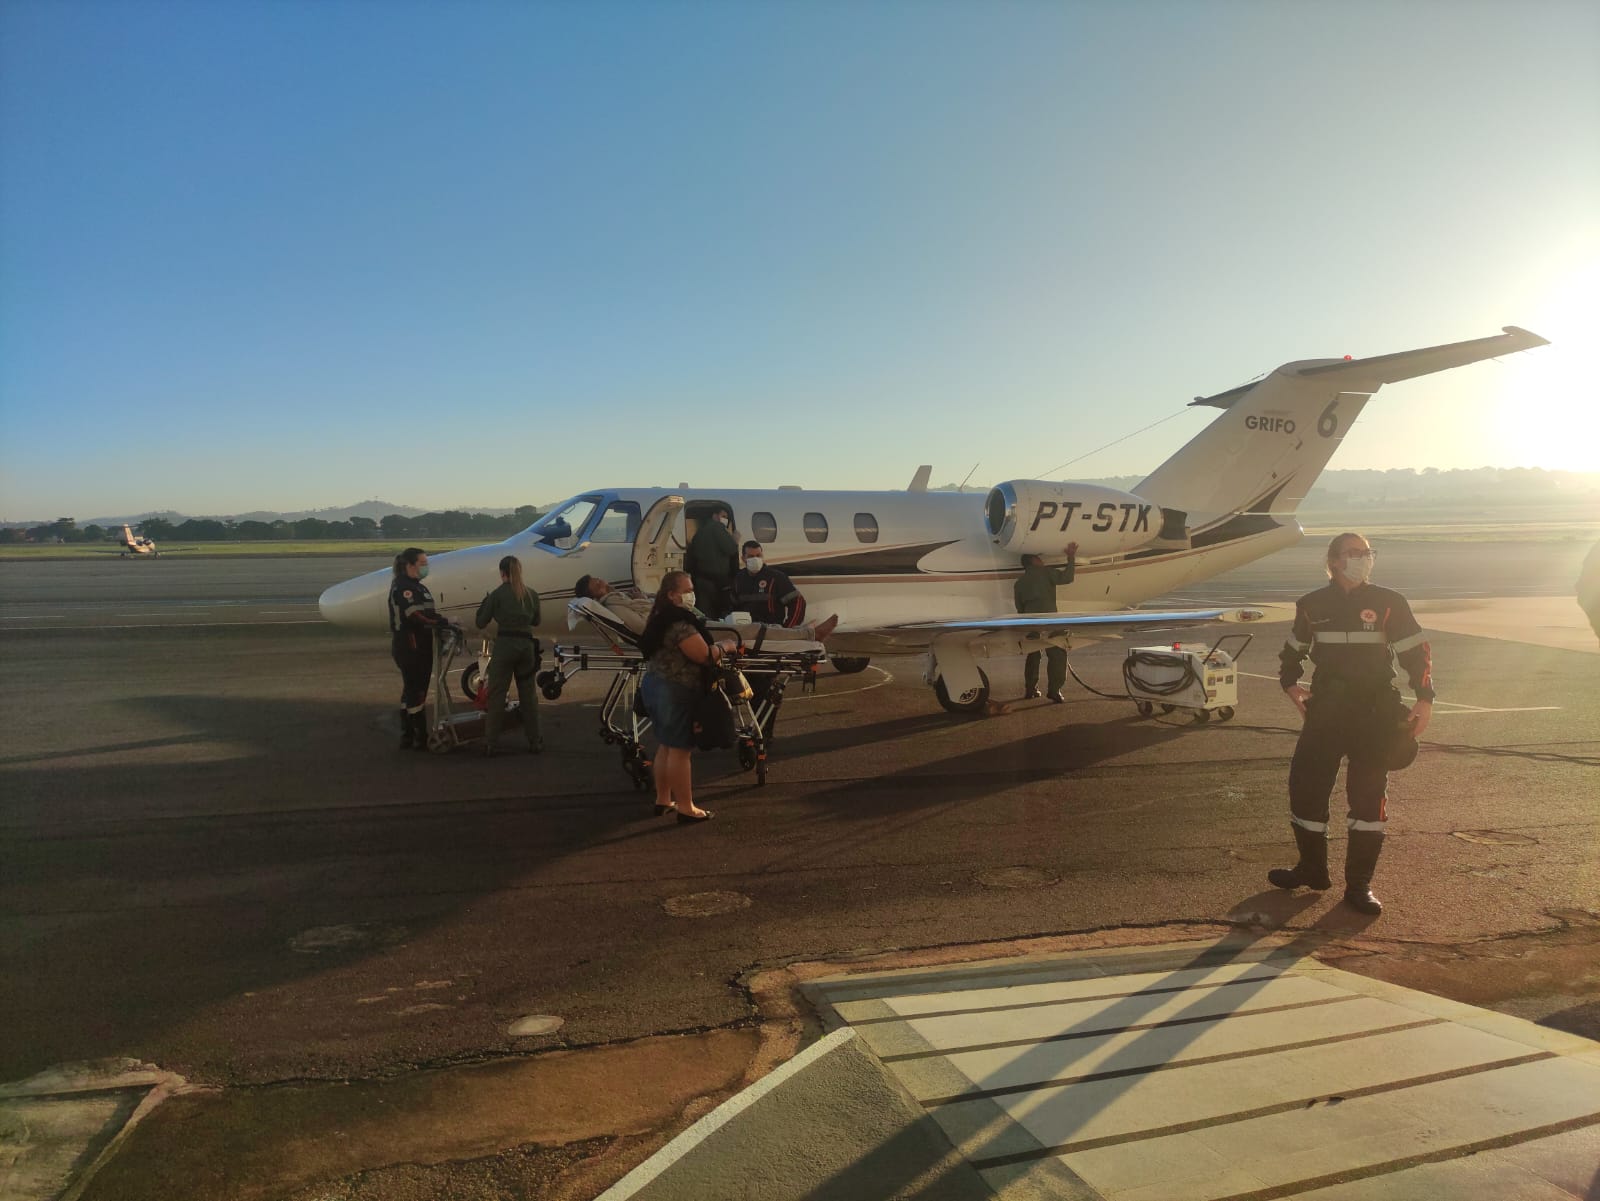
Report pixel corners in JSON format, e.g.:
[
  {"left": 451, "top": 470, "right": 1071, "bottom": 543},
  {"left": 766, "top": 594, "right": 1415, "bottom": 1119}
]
[{"left": 675, "top": 808, "right": 714, "bottom": 824}]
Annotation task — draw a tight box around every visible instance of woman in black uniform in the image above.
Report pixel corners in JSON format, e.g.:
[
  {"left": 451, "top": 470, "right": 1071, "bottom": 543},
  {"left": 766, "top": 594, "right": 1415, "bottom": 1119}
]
[{"left": 389, "top": 547, "right": 453, "bottom": 750}]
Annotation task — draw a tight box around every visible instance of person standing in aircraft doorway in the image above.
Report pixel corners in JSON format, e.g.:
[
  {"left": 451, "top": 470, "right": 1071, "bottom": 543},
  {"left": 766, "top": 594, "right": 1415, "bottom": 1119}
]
[
  {"left": 474, "top": 555, "right": 543, "bottom": 757},
  {"left": 1273, "top": 533, "right": 1435, "bottom": 916},
  {"left": 388, "top": 548, "right": 455, "bottom": 750},
  {"left": 1014, "top": 543, "right": 1077, "bottom": 701},
  {"left": 685, "top": 508, "right": 739, "bottom": 619}
]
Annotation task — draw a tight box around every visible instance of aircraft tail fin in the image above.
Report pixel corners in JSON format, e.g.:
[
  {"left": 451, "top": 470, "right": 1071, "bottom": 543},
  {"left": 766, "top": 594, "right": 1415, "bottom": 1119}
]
[{"left": 1134, "top": 326, "right": 1547, "bottom": 525}]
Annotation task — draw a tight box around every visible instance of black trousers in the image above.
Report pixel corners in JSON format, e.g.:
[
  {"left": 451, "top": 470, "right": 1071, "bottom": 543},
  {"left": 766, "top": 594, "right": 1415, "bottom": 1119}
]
[
  {"left": 1288, "top": 689, "right": 1406, "bottom": 831},
  {"left": 391, "top": 635, "right": 433, "bottom": 711},
  {"left": 1024, "top": 647, "right": 1067, "bottom": 694}
]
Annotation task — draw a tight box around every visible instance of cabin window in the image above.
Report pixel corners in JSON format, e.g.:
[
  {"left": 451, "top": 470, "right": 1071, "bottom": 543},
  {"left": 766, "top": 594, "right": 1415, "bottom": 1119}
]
[
  {"left": 751, "top": 512, "right": 778, "bottom": 543},
  {"left": 853, "top": 513, "right": 879, "bottom": 543},
  {"left": 589, "top": 501, "right": 641, "bottom": 543},
  {"left": 803, "top": 512, "right": 829, "bottom": 544}
]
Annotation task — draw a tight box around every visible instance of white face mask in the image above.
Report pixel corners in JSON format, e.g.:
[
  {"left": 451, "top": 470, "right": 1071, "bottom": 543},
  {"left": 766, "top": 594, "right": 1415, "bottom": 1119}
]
[
  {"left": 681, "top": 591, "right": 697, "bottom": 609},
  {"left": 1338, "top": 553, "right": 1374, "bottom": 584},
  {"left": 744, "top": 557, "right": 763, "bottom": 573}
]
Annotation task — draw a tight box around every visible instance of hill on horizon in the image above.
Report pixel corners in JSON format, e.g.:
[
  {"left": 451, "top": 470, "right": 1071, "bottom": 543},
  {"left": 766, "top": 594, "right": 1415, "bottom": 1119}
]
[{"left": 7, "top": 468, "right": 1597, "bottom": 529}]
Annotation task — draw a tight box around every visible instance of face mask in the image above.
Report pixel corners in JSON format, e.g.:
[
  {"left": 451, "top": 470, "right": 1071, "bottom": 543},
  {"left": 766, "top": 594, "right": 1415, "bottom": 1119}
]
[
  {"left": 745, "top": 557, "right": 764, "bottom": 573},
  {"left": 1338, "top": 554, "right": 1373, "bottom": 584},
  {"left": 418, "top": 565, "right": 430, "bottom": 579},
  {"left": 681, "top": 591, "right": 697, "bottom": 609}
]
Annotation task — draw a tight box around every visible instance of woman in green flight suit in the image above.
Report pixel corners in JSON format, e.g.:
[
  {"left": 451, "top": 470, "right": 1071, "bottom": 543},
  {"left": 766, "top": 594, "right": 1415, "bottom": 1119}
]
[{"left": 474, "top": 555, "right": 543, "bottom": 756}]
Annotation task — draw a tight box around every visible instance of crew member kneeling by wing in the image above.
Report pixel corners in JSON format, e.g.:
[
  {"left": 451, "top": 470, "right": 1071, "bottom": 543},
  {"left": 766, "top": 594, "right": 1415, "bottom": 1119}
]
[
  {"left": 389, "top": 547, "right": 454, "bottom": 751},
  {"left": 1273, "top": 532, "right": 1434, "bottom": 915},
  {"left": 474, "top": 555, "right": 543, "bottom": 757}
]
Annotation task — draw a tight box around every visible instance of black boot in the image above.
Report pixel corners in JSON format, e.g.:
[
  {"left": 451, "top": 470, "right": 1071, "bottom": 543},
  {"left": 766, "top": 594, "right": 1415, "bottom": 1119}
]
[
  {"left": 398, "top": 708, "right": 415, "bottom": 749},
  {"left": 1268, "top": 823, "right": 1332, "bottom": 891},
  {"left": 408, "top": 710, "right": 431, "bottom": 751},
  {"left": 1344, "top": 830, "right": 1385, "bottom": 914}
]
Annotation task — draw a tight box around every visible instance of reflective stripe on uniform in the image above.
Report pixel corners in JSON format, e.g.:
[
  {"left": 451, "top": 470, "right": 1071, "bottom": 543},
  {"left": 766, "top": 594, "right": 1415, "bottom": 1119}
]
[
  {"left": 1284, "top": 638, "right": 1311, "bottom": 653},
  {"left": 1347, "top": 818, "right": 1388, "bottom": 832},
  {"left": 1291, "top": 815, "right": 1329, "bottom": 834},
  {"left": 1391, "top": 631, "right": 1427, "bottom": 652},
  {"left": 1311, "top": 630, "right": 1387, "bottom": 644}
]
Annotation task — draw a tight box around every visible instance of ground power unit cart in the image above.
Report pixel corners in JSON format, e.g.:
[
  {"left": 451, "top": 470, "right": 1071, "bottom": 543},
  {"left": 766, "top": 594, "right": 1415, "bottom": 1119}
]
[{"left": 1123, "top": 633, "right": 1251, "bottom": 723}]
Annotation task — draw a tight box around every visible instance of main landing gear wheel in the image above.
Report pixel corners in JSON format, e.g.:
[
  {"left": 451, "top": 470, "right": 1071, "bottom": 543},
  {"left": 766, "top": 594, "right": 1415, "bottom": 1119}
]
[
  {"left": 934, "top": 668, "right": 990, "bottom": 716},
  {"left": 829, "top": 656, "right": 871, "bottom": 675},
  {"left": 460, "top": 664, "right": 482, "bottom": 702}
]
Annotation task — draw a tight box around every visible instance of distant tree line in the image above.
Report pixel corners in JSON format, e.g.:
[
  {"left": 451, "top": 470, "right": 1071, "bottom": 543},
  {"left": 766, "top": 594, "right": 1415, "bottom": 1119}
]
[
  {"left": 0, "top": 508, "right": 544, "bottom": 545},
  {"left": 0, "top": 518, "right": 111, "bottom": 544}
]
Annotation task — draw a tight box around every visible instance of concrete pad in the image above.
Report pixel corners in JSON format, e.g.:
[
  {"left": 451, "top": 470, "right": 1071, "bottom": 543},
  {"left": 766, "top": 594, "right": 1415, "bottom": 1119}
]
[
  {"left": 599, "top": 1029, "right": 991, "bottom": 1201},
  {"left": 805, "top": 938, "right": 1600, "bottom": 1201}
]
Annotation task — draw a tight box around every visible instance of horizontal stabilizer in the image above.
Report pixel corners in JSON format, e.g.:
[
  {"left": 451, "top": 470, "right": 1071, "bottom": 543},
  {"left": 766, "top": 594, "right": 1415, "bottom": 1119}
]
[{"left": 1193, "top": 325, "right": 1548, "bottom": 408}]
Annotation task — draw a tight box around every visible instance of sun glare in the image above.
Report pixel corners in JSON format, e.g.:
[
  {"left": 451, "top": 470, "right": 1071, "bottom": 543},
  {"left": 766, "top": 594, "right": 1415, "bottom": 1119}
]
[{"left": 1493, "top": 256, "right": 1600, "bottom": 471}]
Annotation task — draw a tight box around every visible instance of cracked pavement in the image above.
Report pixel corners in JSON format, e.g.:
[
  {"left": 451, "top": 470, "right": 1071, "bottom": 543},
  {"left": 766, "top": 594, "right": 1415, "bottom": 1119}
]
[{"left": 1, "top": 545, "right": 1596, "bottom": 1199}]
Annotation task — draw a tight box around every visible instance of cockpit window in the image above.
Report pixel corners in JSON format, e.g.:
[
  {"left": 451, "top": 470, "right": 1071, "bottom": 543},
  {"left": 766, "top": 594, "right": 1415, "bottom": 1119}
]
[
  {"left": 589, "top": 500, "right": 641, "bottom": 543},
  {"left": 523, "top": 496, "right": 600, "bottom": 553}
]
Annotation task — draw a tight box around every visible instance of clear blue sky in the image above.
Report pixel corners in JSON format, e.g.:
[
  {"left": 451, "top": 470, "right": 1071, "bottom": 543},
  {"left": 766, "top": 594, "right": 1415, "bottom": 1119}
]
[{"left": 2, "top": 0, "right": 1596, "bottom": 519}]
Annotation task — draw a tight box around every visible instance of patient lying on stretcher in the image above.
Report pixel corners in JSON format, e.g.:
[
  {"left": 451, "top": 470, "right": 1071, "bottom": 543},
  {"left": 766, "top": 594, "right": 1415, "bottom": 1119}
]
[{"left": 574, "top": 575, "right": 838, "bottom": 644}]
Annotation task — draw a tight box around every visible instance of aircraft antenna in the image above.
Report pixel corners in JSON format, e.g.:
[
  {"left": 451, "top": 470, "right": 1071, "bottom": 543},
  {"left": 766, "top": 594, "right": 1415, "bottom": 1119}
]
[
  {"left": 1033, "top": 408, "right": 1188, "bottom": 480},
  {"left": 956, "top": 463, "right": 980, "bottom": 492}
]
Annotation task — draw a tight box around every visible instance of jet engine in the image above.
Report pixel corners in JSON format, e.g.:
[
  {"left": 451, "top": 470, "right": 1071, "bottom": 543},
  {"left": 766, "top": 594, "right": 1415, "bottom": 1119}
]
[{"left": 986, "top": 480, "right": 1181, "bottom": 557}]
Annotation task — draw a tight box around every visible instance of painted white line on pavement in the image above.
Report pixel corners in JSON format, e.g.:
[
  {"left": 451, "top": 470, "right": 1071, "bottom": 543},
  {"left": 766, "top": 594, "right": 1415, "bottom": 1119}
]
[
  {"left": 1238, "top": 671, "right": 1562, "bottom": 713},
  {"left": 785, "top": 664, "right": 896, "bottom": 702}
]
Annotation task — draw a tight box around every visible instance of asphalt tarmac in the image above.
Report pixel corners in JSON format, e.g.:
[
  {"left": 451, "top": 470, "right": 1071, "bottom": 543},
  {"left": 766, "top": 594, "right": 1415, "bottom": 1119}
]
[{"left": 1, "top": 536, "right": 1596, "bottom": 1199}]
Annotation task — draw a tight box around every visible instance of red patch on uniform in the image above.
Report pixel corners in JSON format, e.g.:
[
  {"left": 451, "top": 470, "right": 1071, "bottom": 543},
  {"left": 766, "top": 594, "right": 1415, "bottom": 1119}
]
[
  {"left": 1360, "top": 609, "right": 1377, "bottom": 623},
  {"left": 403, "top": 590, "right": 414, "bottom": 599}
]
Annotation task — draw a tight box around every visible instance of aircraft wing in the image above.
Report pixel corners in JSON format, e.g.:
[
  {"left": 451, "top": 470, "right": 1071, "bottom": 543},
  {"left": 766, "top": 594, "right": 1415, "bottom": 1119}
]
[{"left": 830, "top": 607, "right": 1267, "bottom": 655}]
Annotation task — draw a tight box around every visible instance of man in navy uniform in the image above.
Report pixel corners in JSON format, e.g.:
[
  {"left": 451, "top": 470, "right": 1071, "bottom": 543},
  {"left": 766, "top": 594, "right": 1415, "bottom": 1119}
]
[
  {"left": 1273, "top": 532, "right": 1434, "bottom": 915},
  {"left": 729, "top": 540, "right": 807, "bottom": 628}
]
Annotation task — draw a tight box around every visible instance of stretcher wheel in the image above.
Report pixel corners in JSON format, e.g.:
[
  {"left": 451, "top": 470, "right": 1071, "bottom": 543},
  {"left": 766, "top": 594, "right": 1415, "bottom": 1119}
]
[
  {"left": 1134, "top": 700, "right": 1154, "bottom": 718},
  {"left": 537, "top": 670, "right": 563, "bottom": 700},
  {"left": 756, "top": 752, "right": 767, "bottom": 786},
  {"left": 1194, "top": 708, "right": 1211, "bottom": 724},
  {"left": 1216, "top": 705, "right": 1235, "bottom": 722},
  {"left": 460, "top": 664, "right": 481, "bottom": 702},
  {"left": 738, "top": 741, "right": 757, "bottom": 772},
  {"left": 1158, "top": 703, "right": 1175, "bottom": 715}
]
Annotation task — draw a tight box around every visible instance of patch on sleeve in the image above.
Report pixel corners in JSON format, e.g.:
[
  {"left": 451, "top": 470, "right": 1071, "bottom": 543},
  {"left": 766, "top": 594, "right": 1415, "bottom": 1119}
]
[{"left": 403, "top": 590, "right": 414, "bottom": 599}]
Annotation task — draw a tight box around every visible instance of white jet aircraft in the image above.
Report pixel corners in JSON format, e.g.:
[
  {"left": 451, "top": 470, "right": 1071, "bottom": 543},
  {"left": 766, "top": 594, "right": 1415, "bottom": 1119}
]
[
  {"left": 118, "top": 523, "right": 159, "bottom": 557},
  {"left": 319, "top": 326, "right": 1547, "bottom": 713}
]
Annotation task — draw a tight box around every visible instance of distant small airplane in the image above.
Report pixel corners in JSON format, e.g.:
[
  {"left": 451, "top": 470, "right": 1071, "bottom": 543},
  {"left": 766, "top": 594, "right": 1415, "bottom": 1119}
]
[
  {"left": 320, "top": 325, "right": 1548, "bottom": 714},
  {"left": 118, "top": 523, "right": 159, "bottom": 557}
]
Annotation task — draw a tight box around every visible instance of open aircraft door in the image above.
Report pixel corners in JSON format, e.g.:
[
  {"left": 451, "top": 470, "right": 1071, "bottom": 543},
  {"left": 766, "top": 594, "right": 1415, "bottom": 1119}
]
[{"left": 631, "top": 494, "right": 685, "bottom": 595}]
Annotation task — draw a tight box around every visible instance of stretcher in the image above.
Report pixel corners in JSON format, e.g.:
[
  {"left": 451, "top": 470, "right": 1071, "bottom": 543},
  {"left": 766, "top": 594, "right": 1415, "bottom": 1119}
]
[
  {"left": 424, "top": 625, "right": 522, "bottom": 752},
  {"left": 535, "top": 598, "right": 825, "bottom": 790}
]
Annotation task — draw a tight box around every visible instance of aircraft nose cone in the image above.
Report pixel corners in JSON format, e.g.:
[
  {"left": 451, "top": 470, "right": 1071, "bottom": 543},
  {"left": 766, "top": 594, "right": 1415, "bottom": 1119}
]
[{"left": 318, "top": 569, "right": 390, "bottom": 630}]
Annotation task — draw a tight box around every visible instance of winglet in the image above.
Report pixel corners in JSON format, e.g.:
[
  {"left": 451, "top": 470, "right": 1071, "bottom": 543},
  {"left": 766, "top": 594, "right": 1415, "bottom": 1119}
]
[{"left": 907, "top": 465, "right": 932, "bottom": 493}]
